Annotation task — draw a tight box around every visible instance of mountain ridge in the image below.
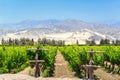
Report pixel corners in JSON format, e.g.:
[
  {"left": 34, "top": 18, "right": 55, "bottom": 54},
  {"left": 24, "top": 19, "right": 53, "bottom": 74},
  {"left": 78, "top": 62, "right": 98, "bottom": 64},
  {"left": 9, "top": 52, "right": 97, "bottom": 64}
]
[{"left": 0, "top": 19, "right": 120, "bottom": 45}]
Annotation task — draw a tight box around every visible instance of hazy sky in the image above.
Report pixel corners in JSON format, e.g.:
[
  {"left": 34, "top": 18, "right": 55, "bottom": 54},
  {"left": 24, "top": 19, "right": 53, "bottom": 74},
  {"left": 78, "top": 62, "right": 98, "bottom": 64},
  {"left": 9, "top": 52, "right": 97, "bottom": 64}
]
[{"left": 0, "top": 0, "right": 120, "bottom": 23}]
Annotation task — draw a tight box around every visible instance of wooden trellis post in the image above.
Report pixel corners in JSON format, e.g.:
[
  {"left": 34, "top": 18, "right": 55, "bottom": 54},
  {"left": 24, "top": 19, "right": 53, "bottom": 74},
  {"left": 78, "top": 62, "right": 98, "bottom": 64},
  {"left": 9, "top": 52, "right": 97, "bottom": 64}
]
[
  {"left": 82, "top": 49, "right": 104, "bottom": 80},
  {"left": 27, "top": 47, "right": 48, "bottom": 77}
]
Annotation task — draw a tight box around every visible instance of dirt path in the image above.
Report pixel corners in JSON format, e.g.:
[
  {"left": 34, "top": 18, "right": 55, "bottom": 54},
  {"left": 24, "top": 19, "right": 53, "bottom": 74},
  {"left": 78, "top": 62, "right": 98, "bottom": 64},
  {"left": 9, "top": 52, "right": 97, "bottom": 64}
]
[
  {"left": 94, "top": 68, "right": 120, "bottom": 80},
  {"left": 18, "top": 67, "right": 31, "bottom": 74},
  {"left": 54, "top": 50, "right": 77, "bottom": 78},
  {"left": 0, "top": 74, "right": 80, "bottom": 80}
]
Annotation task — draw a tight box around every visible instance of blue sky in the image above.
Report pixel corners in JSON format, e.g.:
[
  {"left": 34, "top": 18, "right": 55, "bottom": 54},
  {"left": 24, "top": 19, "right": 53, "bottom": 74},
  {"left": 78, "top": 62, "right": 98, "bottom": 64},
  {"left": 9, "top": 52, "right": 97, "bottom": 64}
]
[{"left": 0, "top": 0, "right": 120, "bottom": 23}]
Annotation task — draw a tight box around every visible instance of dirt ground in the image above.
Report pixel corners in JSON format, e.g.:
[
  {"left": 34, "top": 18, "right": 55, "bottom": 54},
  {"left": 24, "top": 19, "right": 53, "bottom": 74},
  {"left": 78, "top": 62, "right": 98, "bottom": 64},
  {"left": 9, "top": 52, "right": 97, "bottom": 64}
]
[
  {"left": 54, "top": 51, "right": 77, "bottom": 78},
  {"left": 95, "top": 68, "right": 120, "bottom": 80},
  {"left": 0, "top": 74, "right": 81, "bottom": 80}
]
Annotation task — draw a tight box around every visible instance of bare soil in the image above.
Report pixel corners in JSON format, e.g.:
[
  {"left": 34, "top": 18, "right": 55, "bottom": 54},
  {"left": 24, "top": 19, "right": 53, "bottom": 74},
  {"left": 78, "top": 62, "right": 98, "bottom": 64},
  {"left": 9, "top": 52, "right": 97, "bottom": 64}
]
[
  {"left": 53, "top": 50, "right": 77, "bottom": 78},
  {"left": 0, "top": 74, "right": 80, "bottom": 80},
  {"left": 95, "top": 68, "right": 120, "bottom": 80}
]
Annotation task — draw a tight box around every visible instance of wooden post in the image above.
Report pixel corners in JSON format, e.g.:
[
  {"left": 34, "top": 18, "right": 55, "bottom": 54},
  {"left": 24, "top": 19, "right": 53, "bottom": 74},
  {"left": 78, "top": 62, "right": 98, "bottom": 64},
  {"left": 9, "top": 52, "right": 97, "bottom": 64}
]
[
  {"left": 28, "top": 47, "right": 47, "bottom": 77},
  {"left": 82, "top": 49, "right": 104, "bottom": 80},
  {"left": 35, "top": 47, "right": 40, "bottom": 77}
]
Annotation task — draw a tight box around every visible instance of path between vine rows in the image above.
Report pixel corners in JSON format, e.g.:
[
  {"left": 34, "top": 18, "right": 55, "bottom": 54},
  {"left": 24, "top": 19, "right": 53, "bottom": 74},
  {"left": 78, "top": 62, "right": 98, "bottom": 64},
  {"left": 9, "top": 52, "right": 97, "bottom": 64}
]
[{"left": 53, "top": 50, "right": 79, "bottom": 79}]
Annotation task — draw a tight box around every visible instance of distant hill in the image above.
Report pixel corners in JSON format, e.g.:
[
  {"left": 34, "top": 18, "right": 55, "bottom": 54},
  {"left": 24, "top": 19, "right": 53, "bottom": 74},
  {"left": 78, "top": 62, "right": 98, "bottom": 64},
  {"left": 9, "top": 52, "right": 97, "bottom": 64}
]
[
  {"left": 0, "top": 19, "right": 120, "bottom": 45},
  {"left": 103, "top": 20, "right": 120, "bottom": 27}
]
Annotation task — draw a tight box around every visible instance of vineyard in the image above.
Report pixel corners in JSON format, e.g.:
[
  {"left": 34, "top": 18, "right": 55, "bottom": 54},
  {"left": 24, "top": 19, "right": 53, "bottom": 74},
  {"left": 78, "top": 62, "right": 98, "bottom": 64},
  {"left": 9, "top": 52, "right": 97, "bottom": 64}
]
[
  {"left": 0, "top": 45, "right": 57, "bottom": 77},
  {"left": 59, "top": 45, "right": 120, "bottom": 78},
  {"left": 0, "top": 45, "right": 120, "bottom": 79}
]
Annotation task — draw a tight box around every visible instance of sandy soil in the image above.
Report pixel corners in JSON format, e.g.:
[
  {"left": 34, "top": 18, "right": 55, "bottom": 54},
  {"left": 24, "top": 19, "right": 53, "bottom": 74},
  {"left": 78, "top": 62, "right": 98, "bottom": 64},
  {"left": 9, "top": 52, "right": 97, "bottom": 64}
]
[
  {"left": 54, "top": 51, "right": 76, "bottom": 78},
  {"left": 0, "top": 74, "right": 80, "bottom": 80},
  {"left": 95, "top": 68, "right": 120, "bottom": 80}
]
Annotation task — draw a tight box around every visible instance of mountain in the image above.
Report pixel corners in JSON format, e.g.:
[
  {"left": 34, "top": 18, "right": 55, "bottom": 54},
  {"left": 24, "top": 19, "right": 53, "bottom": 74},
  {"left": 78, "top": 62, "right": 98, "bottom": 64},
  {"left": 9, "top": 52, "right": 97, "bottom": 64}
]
[
  {"left": 102, "top": 20, "right": 120, "bottom": 27},
  {"left": 0, "top": 19, "right": 60, "bottom": 30},
  {"left": 1, "top": 28, "right": 115, "bottom": 45},
  {"left": 0, "top": 19, "right": 120, "bottom": 45}
]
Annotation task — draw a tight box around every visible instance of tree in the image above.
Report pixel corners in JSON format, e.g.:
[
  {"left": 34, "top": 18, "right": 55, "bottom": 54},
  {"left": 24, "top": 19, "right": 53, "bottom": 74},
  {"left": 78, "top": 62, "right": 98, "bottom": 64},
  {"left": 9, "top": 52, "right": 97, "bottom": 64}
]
[
  {"left": 31, "top": 39, "right": 34, "bottom": 45},
  {"left": 8, "top": 38, "right": 13, "bottom": 45},
  {"left": 104, "top": 39, "right": 110, "bottom": 45},
  {"left": 20, "top": 38, "right": 26, "bottom": 45},
  {"left": 14, "top": 39, "right": 20, "bottom": 45},
  {"left": 38, "top": 38, "right": 41, "bottom": 44},
  {"left": 100, "top": 39, "right": 104, "bottom": 45},
  {"left": 100, "top": 39, "right": 110, "bottom": 45},
  {"left": 76, "top": 40, "right": 79, "bottom": 45},
  {"left": 85, "top": 40, "right": 96, "bottom": 46},
  {"left": 85, "top": 40, "right": 91, "bottom": 45},
  {"left": 115, "top": 40, "right": 120, "bottom": 45},
  {"left": 90, "top": 40, "right": 96, "bottom": 46},
  {"left": 1, "top": 38, "right": 5, "bottom": 45}
]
